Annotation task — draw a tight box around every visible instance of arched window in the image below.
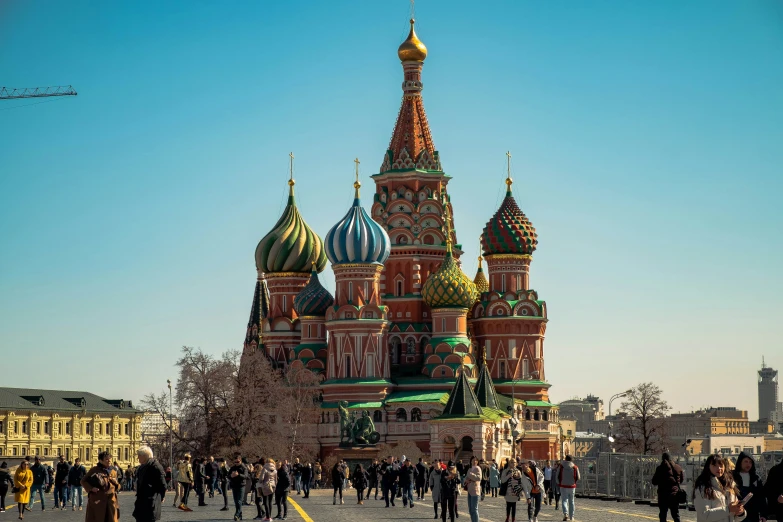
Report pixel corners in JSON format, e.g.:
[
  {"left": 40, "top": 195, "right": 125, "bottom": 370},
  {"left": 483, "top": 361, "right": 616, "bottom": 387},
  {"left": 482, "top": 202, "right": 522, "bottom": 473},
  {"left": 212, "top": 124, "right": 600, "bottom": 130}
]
[
  {"left": 525, "top": 409, "right": 531, "bottom": 421},
  {"left": 390, "top": 338, "right": 401, "bottom": 365},
  {"left": 534, "top": 409, "right": 540, "bottom": 421},
  {"left": 406, "top": 338, "right": 416, "bottom": 354},
  {"left": 542, "top": 410, "right": 549, "bottom": 421},
  {"left": 373, "top": 410, "right": 383, "bottom": 423},
  {"left": 396, "top": 408, "right": 408, "bottom": 422},
  {"left": 411, "top": 408, "right": 422, "bottom": 422}
]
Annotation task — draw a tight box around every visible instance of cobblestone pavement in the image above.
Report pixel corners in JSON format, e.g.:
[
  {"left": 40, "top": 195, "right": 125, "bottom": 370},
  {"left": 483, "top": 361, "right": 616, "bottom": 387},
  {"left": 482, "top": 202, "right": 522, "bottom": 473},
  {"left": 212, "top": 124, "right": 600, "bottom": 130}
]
[{"left": 15, "top": 488, "right": 696, "bottom": 522}]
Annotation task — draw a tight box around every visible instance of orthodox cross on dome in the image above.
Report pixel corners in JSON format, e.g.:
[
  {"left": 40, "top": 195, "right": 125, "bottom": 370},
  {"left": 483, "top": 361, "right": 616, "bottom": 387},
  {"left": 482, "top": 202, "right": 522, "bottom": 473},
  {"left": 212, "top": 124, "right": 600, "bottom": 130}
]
[
  {"left": 288, "top": 151, "right": 296, "bottom": 194},
  {"left": 444, "top": 203, "right": 453, "bottom": 253},
  {"left": 354, "top": 157, "right": 361, "bottom": 197},
  {"left": 506, "top": 151, "right": 513, "bottom": 193}
]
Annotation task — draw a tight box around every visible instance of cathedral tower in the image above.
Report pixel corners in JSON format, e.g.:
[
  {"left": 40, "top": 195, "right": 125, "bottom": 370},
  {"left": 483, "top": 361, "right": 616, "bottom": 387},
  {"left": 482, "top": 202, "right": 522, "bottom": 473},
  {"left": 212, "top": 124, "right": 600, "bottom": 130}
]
[
  {"left": 323, "top": 169, "right": 392, "bottom": 403},
  {"left": 372, "top": 20, "right": 461, "bottom": 375},
  {"left": 253, "top": 159, "right": 327, "bottom": 365}
]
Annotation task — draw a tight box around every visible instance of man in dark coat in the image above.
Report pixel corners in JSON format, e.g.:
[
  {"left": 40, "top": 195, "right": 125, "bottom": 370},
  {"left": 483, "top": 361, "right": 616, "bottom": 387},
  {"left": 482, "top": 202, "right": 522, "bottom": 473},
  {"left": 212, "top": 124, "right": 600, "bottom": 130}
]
[
  {"left": 380, "top": 455, "right": 397, "bottom": 507},
  {"left": 651, "top": 452, "right": 684, "bottom": 522},
  {"left": 398, "top": 459, "right": 418, "bottom": 508},
  {"left": 766, "top": 458, "right": 783, "bottom": 522},
  {"left": 54, "top": 455, "right": 70, "bottom": 509},
  {"left": 68, "top": 458, "right": 87, "bottom": 510},
  {"left": 193, "top": 458, "right": 208, "bottom": 506},
  {"left": 301, "top": 463, "right": 312, "bottom": 499},
  {"left": 27, "top": 456, "right": 48, "bottom": 511},
  {"left": 416, "top": 458, "right": 427, "bottom": 501},
  {"left": 228, "top": 454, "right": 248, "bottom": 521},
  {"left": 132, "top": 446, "right": 167, "bottom": 522}
]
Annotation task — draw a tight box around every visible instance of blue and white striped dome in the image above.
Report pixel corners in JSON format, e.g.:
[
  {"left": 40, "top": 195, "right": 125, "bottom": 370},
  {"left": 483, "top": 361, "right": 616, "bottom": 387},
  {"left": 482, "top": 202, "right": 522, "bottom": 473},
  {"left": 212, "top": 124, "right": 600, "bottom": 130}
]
[{"left": 325, "top": 193, "right": 391, "bottom": 265}]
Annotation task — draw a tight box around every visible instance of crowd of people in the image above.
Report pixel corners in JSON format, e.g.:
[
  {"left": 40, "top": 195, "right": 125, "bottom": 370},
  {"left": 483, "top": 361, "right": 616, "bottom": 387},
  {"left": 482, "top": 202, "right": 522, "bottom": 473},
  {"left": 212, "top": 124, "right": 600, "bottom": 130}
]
[
  {"left": 652, "top": 451, "right": 783, "bottom": 522},
  {"left": 3, "top": 448, "right": 782, "bottom": 522},
  {"left": 324, "top": 454, "right": 580, "bottom": 522}
]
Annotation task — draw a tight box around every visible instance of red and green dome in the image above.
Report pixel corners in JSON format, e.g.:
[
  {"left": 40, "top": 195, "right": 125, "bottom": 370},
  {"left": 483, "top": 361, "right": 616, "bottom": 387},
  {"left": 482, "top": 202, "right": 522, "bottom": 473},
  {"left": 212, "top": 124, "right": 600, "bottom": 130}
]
[{"left": 481, "top": 182, "right": 537, "bottom": 256}]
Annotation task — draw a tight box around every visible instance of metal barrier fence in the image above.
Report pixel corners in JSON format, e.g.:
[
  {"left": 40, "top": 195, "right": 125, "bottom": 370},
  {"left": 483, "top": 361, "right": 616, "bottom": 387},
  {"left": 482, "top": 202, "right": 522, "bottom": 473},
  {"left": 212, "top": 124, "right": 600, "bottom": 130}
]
[{"left": 573, "top": 452, "right": 783, "bottom": 501}]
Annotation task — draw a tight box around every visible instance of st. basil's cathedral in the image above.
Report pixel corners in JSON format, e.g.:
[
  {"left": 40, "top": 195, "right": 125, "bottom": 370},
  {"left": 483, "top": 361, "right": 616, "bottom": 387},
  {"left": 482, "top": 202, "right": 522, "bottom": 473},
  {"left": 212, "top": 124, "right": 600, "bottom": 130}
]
[{"left": 241, "top": 18, "right": 563, "bottom": 462}]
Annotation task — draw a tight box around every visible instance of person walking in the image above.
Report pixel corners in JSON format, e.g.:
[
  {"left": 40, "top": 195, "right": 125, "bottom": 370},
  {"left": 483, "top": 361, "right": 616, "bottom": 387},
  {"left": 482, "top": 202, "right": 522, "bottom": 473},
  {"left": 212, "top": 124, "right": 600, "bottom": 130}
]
[
  {"left": 301, "top": 463, "right": 312, "bottom": 499},
  {"left": 558, "top": 455, "right": 580, "bottom": 522},
  {"left": 331, "top": 462, "right": 345, "bottom": 505},
  {"left": 489, "top": 461, "right": 500, "bottom": 498},
  {"left": 26, "top": 457, "right": 47, "bottom": 512},
  {"left": 274, "top": 460, "right": 291, "bottom": 520},
  {"left": 502, "top": 460, "right": 526, "bottom": 522},
  {"left": 399, "top": 458, "right": 418, "bottom": 508},
  {"left": 176, "top": 454, "right": 194, "bottom": 511},
  {"left": 53, "top": 455, "right": 70, "bottom": 509},
  {"left": 543, "top": 461, "right": 553, "bottom": 505},
  {"left": 219, "top": 459, "right": 230, "bottom": 512},
  {"left": 292, "top": 459, "right": 302, "bottom": 496},
  {"left": 228, "top": 453, "right": 249, "bottom": 521},
  {"left": 440, "top": 464, "right": 460, "bottom": 522},
  {"left": 352, "top": 464, "right": 368, "bottom": 504},
  {"left": 368, "top": 459, "right": 380, "bottom": 500},
  {"left": 732, "top": 452, "right": 767, "bottom": 522},
  {"left": 429, "top": 460, "right": 443, "bottom": 519},
  {"left": 766, "top": 454, "right": 783, "bottom": 522},
  {"left": 68, "top": 458, "right": 86, "bottom": 511},
  {"left": 205, "top": 456, "right": 218, "bottom": 498},
  {"left": 132, "top": 446, "right": 167, "bottom": 522},
  {"left": 0, "top": 462, "right": 13, "bottom": 513},
  {"left": 521, "top": 460, "right": 545, "bottom": 522},
  {"left": 652, "top": 452, "right": 685, "bottom": 522},
  {"left": 416, "top": 458, "right": 427, "bottom": 501},
  {"left": 313, "top": 462, "right": 322, "bottom": 490},
  {"left": 465, "top": 457, "right": 482, "bottom": 522},
  {"left": 13, "top": 460, "right": 33, "bottom": 520},
  {"left": 81, "top": 450, "right": 120, "bottom": 522},
  {"left": 551, "top": 461, "right": 561, "bottom": 509},
  {"left": 380, "top": 456, "right": 397, "bottom": 507},
  {"left": 693, "top": 454, "right": 745, "bottom": 522},
  {"left": 194, "top": 457, "right": 208, "bottom": 507},
  {"left": 258, "top": 459, "right": 276, "bottom": 522}
]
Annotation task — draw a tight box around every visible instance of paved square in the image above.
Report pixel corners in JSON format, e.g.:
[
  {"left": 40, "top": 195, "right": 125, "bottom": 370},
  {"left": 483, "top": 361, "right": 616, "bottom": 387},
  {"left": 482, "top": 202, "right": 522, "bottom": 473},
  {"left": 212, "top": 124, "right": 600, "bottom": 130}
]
[{"left": 16, "top": 487, "right": 696, "bottom": 522}]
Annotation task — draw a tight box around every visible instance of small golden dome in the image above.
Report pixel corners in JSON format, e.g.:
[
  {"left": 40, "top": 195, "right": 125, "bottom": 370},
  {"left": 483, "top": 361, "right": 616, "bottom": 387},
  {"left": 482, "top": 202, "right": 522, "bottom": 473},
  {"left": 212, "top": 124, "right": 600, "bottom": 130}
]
[{"left": 398, "top": 19, "right": 427, "bottom": 62}]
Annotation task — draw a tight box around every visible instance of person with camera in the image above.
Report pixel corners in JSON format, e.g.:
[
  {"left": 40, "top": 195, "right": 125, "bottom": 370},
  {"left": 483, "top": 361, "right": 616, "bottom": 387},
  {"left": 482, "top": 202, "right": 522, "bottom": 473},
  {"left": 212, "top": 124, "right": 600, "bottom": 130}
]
[
  {"left": 652, "top": 452, "right": 685, "bottom": 522},
  {"left": 693, "top": 455, "right": 745, "bottom": 522}
]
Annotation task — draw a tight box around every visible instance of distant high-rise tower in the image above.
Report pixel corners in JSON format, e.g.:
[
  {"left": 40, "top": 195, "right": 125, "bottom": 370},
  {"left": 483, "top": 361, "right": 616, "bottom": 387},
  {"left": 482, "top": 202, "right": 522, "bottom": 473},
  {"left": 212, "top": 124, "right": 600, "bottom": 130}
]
[{"left": 758, "top": 358, "right": 779, "bottom": 422}]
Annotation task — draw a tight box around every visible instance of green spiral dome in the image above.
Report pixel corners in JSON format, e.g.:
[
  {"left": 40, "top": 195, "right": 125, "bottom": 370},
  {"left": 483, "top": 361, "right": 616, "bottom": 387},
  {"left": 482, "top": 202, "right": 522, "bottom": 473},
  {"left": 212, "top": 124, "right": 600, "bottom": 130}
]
[{"left": 255, "top": 186, "right": 327, "bottom": 274}]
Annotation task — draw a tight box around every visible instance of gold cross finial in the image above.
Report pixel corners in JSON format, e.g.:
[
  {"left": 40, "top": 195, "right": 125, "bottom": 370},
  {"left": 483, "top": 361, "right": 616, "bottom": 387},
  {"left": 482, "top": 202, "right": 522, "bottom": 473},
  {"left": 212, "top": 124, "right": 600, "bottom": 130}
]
[
  {"left": 410, "top": 0, "right": 415, "bottom": 21},
  {"left": 288, "top": 152, "right": 296, "bottom": 194},
  {"left": 353, "top": 157, "right": 361, "bottom": 196},
  {"left": 478, "top": 238, "right": 483, "bottom": 263},
  {"left": 506, "top": 151, "right": 513, "bottom": 191}
]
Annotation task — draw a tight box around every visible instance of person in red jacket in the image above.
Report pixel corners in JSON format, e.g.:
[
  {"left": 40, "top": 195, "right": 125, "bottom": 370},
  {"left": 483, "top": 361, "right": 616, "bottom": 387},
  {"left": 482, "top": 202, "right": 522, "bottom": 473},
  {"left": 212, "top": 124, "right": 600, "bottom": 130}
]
[{"left": 557, "top": 456, "right": 580, "bottom": 522}]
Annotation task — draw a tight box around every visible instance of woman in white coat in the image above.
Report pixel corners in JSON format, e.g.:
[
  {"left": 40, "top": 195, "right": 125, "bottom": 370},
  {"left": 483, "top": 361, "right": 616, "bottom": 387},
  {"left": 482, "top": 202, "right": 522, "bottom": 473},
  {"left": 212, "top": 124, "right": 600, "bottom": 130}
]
[
  {"left": 501, "top": 459, "right": 526, "bottom": 522},
  {"left": 693, "top": 454, "right": 746, "bottom": 522}
]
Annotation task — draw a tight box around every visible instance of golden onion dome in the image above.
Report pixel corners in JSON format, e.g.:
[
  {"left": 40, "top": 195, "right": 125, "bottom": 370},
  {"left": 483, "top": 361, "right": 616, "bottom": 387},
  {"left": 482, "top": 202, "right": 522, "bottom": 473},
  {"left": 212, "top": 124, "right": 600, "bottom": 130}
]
[
  {"left": 422, "top": 248, "right": 479, "bottom": 309},
  {"left": 398, "top": 19, "right": 428, "bottom": 62}
]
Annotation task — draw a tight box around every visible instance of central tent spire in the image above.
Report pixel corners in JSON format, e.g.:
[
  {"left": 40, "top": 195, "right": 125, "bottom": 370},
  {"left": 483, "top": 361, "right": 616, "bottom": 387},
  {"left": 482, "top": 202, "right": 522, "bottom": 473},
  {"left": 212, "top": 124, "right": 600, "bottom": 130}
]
[{"left": 380, "top": 18, "right": 441, "bottom": 173}]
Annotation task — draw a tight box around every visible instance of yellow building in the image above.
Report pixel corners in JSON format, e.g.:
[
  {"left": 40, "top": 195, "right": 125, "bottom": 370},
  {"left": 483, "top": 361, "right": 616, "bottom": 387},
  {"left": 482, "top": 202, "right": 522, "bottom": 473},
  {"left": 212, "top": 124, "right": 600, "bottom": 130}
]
[{"left": 0, "top": 387, "right": 142, "bottom": 467}]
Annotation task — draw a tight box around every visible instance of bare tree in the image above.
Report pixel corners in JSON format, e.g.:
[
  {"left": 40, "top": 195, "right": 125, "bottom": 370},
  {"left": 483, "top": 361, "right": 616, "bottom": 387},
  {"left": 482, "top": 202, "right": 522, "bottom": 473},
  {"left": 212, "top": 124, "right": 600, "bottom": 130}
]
[{"left": 613, "top": 382, "right": 670, "bottom": 455}]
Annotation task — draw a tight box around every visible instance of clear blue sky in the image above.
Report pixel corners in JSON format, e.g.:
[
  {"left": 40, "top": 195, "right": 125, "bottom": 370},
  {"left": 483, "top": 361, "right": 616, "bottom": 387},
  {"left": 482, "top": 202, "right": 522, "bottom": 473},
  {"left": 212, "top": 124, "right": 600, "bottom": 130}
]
[{"left": 1, "top": 1, "right": 781, "bottom": 419}]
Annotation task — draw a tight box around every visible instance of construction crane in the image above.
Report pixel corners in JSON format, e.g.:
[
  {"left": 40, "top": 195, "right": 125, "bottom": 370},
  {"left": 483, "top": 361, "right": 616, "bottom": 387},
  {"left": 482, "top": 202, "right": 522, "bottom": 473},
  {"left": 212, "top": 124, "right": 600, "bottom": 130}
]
[{"left": 0, "top": 85, "right": 77, "bottom": 100}]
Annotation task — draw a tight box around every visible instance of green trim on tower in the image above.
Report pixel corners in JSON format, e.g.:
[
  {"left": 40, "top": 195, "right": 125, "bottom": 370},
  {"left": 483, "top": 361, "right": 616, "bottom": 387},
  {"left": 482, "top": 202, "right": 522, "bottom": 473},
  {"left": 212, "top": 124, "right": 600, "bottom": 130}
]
[
  {"left": 481, "top": 184, "right": 537, "bottom": 256},
  {"left": 474, "top": 362, "right": 501, "bottom": 410}
]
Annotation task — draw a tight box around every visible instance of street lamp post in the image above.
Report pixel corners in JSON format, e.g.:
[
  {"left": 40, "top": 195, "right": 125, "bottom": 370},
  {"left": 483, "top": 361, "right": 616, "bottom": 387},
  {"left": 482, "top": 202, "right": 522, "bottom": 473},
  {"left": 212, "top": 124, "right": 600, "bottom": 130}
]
[
  {"left": 606, "top": 389, "right": 631, "bottom": 497},
  {"left": 167, "top": 379, "right": 173, "bottom": 469}
]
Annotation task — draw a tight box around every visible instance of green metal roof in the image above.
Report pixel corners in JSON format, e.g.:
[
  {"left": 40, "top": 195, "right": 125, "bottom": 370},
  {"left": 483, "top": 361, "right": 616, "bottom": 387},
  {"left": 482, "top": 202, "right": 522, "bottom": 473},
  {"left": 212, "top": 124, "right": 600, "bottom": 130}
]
[
  {"left": 321, "top": 401, "right": 383, "bottom": 410},
  {"left": 384, "top": 390, "right": 449, "bottom": 404},
  {"left": 440, "top": 371, "right": 483, "bottom": 418},
  {"left": 474, "top": 363, "right": 501, "bottom": 410},
  {"left": 321, "top": 378, "right": 392, "bottom": 386},
  {"left": 493, "top": 379, "right": 549, "bottom": 387},
  {"left": 429, "top": 336, "right": 471, "bottom": 347},
  {"left": 0, "top": 387, "right": 139, "bottom": 414},
  {"left": 524, "top": 400, "right": 556, "bottom": 407}
]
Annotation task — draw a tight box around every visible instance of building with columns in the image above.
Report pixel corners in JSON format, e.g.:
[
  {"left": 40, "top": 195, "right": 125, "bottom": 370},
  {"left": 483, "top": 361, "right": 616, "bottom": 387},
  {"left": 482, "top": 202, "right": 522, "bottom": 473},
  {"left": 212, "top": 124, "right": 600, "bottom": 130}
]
[{"left": 241, "top": 17, "right": 561, "bottom": 462}]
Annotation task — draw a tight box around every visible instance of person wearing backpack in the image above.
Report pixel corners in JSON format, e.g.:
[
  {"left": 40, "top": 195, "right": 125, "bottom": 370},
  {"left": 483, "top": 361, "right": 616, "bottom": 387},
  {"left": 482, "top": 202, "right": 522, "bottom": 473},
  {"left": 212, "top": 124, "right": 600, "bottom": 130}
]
[
  {"left": 652, "top": 452, "right": 685, "bottom": 522},
  {"left": 558, "top": 455, "right": 580, "bottom": 521}
]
